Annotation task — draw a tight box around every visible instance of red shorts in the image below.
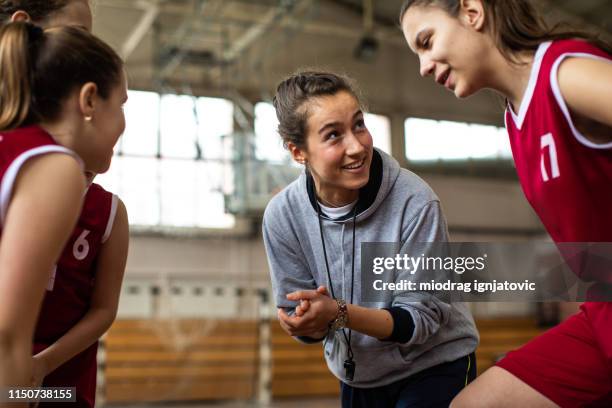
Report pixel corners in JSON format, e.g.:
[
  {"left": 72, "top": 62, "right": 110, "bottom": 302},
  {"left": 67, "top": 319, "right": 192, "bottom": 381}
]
[{"left": 496, "top": 302, "right": 612, "bottom": 408}]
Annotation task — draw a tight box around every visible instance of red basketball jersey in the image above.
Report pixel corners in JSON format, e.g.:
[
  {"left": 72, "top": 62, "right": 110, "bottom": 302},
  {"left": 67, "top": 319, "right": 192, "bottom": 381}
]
[
  {"left": 35, "top": 183, "right": 118, "bottom": 342},
  {"left": 34, "top": 183, "right": 118, "bottom": 408},
  {"left": 503, "top": 41, "right": 612, "bottom": 397},
  {"left": 505, "top": 40, "right": 612, "bottom": 282},
  {"left": 0, "top": 125, "right": 81, "bottom": 232}
]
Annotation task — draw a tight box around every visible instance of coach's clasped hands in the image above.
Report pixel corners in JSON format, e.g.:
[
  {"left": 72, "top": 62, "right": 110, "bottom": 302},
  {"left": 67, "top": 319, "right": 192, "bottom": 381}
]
[{"left": 277, "top": 286, "right": 340, "bottom": 338}]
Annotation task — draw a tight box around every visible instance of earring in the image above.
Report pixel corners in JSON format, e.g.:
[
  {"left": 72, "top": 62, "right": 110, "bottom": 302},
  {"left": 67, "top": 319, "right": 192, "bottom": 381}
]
[{"left": 84, "top": 115, "right": 93, "bottom": 122}]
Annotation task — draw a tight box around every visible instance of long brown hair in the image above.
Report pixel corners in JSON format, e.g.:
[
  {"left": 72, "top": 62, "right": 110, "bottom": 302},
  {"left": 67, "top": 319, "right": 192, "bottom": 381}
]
[
  {"left": 399, "top": 0, "right": 612, "bottom": 62},
  {"left": 0, "top": 0, "right": 71, "bottom": 23},
  {"left": 0, "top": 21, "right": 123, "bottom": 130}
]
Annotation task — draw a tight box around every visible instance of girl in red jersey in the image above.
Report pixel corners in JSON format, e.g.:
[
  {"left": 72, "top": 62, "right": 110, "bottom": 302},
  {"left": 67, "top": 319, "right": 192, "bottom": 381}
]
[
  {"left": 0, "top": 16, "right": 126, "bottom": 401},
  {"left": 0, "top": 3, "right": 129, "bottom": 407},
  {"left": 399, "top": 0, "right": 612, "bottom": 407}
]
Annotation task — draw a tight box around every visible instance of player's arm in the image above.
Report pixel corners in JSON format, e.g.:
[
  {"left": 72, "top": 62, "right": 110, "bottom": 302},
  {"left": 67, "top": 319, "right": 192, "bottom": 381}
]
[
  {"left": 557, "top": 57, "right": 612, "bottom": 131},
  {"left": 31, "top": 198, "right": 128, "bottom": 383},
  {"left": 0, "top": 154, "right": 85, "bottom": 388}
]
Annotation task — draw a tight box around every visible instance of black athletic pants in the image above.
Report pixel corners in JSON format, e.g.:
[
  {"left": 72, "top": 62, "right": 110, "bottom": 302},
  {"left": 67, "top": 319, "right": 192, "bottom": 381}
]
[{"left": 340, "top": 352, "right": 476, "bottom": 408}]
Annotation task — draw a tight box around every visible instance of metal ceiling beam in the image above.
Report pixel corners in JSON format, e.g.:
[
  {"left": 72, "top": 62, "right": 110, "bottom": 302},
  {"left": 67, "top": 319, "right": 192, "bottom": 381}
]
[
  {"left": 98, "top": 0, "right": 406, "bottom": 47},
  {"left": 160, "top": 18, "right": 405, "bottom": 49},
  {"left": 156, "top": 0, "right": 213, "bottom": 78},
  {"left": 97, "top": 0, "right": 271, "bottom": 17},
  {"left": 221, "top": 0, "right": 313, "bottom": 63},
  {"left": 221, "top": 7, "right": 282, "bottom": 62},
  {"left": 326, "top": 0, "right": 400, "bottom": 29},
  {"left": 152, "top": 0, "right": 317, "bottom": 79},
  {"left": 281, "top": 17, "right": 404, "bottom": 45},
  {"left": 140, "top": 14, "right": 405, "bottom": 50},
  {"left": 362, "top": 0, "right": 374, "bottom": 34},
  {"left": 120, "top": 0, "right": 160, "bottom": 60}
]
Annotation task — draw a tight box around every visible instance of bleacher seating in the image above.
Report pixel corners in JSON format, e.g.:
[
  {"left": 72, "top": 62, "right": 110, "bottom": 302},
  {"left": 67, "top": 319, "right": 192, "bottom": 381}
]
[
  {"left": 102, "top": 317, "right": 545, "bottom": 402},
  {"left": 104, "top": 319, "right": 259, "bottom": 403}
]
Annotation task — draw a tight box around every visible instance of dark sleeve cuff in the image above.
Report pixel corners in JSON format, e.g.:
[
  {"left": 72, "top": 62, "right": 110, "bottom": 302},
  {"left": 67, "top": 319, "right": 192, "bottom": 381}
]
[
  {"left": 382, "top": 307, "right": 415, "bottom": 343},
  {"left": 295, "top": 334, "right": 326, "bottom": 344}
]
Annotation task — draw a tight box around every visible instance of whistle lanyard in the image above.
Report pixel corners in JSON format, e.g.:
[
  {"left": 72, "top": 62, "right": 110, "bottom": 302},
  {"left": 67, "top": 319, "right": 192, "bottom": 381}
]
[{"left": 316, "top": 202, "right": 357, "bottom": 381}]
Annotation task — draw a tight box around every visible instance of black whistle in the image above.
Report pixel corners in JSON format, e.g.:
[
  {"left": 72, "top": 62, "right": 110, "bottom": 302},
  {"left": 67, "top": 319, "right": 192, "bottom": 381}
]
[{"left": 344, "top": 359, "right": 356, "bottom": 381}]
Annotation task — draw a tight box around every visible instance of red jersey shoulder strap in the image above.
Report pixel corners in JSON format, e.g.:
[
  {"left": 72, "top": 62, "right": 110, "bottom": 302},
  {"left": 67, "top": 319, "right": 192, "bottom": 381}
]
[
  {"left": 84, "top": 183, "right": 119, "bottom": 244},
  {"left": 0, "top": 144, "right": 79, "bottom": 226},
  {"left": 546, "top": 40, "right": 612, "bottom": 149}
]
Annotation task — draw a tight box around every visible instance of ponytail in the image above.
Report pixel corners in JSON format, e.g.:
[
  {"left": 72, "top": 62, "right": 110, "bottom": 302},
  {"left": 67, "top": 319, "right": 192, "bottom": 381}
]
[
  {"left": 0, "top": 22, "right": 43, "bottom": 130},
  {"left": 0, "top": 21, "right": 123, "bottom": 131}
]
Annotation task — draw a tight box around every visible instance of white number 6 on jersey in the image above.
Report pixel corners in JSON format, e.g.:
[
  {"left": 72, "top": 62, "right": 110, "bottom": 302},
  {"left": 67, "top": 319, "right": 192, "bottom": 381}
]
[
  {"left": 73, "top": 229, "right": 91, "bottom": 260},
  {"left": 540, "top": 133, "right": 560, "bottom": 182}
]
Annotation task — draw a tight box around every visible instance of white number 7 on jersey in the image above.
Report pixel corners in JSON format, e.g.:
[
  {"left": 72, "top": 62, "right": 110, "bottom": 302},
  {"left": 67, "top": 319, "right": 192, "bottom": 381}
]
[{"left": 540, "top": 133, "right": 560, "bottom": 182}]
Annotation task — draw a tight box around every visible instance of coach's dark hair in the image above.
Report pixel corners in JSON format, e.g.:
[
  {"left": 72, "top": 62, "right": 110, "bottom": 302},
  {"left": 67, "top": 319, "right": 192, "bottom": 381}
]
[
  {"left": 0, "top": 0, "right": 73, "bottom": 24},
  {"left": 399, "top": 0, "right": 612, "bottom": 62},
  {"left": 0, "top": 22, "right": 123, "bottom": 130},
  {"left": 272, "top": 71, "right": 364, "bottom": 149}
]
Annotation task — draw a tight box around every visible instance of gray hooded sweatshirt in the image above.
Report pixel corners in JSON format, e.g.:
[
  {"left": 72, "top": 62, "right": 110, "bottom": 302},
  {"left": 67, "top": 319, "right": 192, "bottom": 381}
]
[{"left": 263, "top": 149, "right": 479, "bottom": 388}]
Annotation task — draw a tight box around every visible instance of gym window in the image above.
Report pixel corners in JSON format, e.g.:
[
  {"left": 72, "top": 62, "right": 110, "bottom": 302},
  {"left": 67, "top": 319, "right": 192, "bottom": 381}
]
[
  {"left": 404, "top": 118, "right": 512, "bottom": 162},
  {"left": 96, "top": 90, "right": 235, "bottom": 229},
  {"left": 254, "top": 102, "right": 291, "bottom": 162}
]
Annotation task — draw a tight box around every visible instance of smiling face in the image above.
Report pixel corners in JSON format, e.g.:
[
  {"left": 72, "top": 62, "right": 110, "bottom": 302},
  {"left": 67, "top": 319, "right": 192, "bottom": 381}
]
[
  {"left": 91, "top": 71, "right": 128, "bottom": 173},
  {"left": 289, "top": 91, "right": 374, "bottom": 206},
  {"left": 400, "top": 2, "right": 492, "bottom": 98},
  {"left": 77, "top": 71, "right": 128, "bottom": 174}
]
